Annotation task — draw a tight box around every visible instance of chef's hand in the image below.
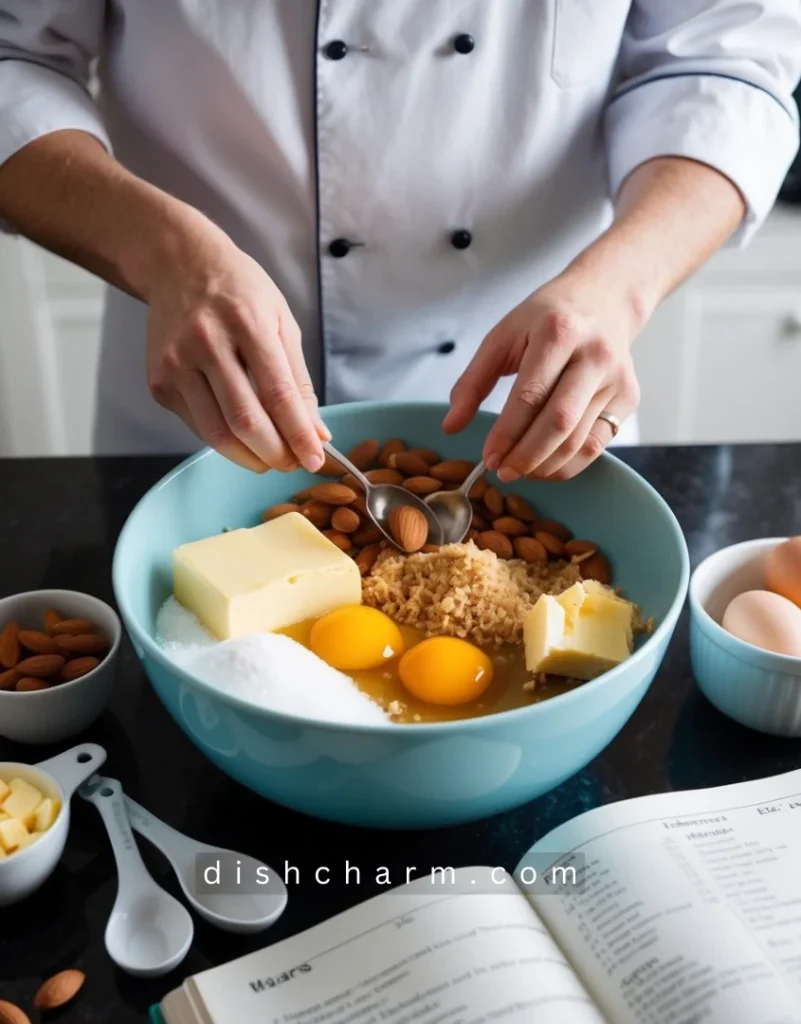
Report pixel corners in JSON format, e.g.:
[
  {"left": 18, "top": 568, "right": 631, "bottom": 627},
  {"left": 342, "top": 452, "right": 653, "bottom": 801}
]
[
  {"left": 146, "top": 221, "right": 328, "bottom": 474},
  {"left": 443, "top": 276, "right": 640, "bottom": 482}
]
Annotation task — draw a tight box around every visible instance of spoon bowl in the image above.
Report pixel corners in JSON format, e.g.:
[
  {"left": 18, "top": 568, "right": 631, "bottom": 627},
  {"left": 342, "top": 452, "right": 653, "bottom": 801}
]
[
  {"left": 323, "top": 442, "right": 443, "bottom": 549},
  {"left": 425, "top": 460, "right": 486, "bottom": 544}
]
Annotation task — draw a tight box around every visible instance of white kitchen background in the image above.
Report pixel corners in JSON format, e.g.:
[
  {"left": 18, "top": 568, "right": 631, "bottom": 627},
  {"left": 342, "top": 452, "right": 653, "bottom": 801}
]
[{"left": 2, "top": 204, "right": 801, "bottom": 457}]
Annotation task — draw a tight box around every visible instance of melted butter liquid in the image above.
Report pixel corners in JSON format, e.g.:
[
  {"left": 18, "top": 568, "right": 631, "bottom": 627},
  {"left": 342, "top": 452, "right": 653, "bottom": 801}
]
[{"left": 280, "top": 620, "right": 581, "bottom": 724}]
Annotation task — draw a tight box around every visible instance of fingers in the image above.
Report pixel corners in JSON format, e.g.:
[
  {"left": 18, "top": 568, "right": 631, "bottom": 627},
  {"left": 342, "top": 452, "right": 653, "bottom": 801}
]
[
  {"left": 443, "top": 326, "right": 515, "bottom": 434},
  {"left": 495, "top": 356, "right": 605, "bottom": 483},
  {"left": 279, "top": 309, "right": 331, "bottom": 442},
  {"left": 529, "top": 387, "right": 613, "bottom": 480}
]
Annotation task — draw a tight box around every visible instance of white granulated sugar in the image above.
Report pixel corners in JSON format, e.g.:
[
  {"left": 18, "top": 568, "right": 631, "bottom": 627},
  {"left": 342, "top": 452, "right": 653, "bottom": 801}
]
[{"left": 156, "top": 597, "right": 389, "bottom": 726}]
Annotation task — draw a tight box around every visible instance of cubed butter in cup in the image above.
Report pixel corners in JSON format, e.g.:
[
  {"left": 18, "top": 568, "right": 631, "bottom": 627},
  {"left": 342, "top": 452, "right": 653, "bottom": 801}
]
[
  {"left": 173, "top": 512, "right": 363, "bottom": 639},
  {"left": 0, "top": 776, "right": 60, "bottom": 858},
  {"left": 524, "top": 581, "right": 634, "bottom": 680},
  {"left": 3, "top": 777, "right": 44, "bottom": 830}
]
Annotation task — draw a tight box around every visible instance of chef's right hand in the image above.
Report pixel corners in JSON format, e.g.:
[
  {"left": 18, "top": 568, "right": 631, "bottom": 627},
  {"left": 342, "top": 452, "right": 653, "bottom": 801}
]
[{"left": 144, "top": 219, "right": 328, "bottom": 473}]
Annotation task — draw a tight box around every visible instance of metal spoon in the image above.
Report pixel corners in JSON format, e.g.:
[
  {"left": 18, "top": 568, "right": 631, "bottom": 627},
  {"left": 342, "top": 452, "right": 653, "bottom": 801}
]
[
  {"left": 323, "top": 441, "right": 443, "bottom": 549},
  {"left": 80, "top": 775, "right": 194, "bottom": 977},
  {"left": 123, "top": 790, "right": 288, "bottom": 934},
  {"left": 424, "top": 459, "right": 486, "bottom": 544}
]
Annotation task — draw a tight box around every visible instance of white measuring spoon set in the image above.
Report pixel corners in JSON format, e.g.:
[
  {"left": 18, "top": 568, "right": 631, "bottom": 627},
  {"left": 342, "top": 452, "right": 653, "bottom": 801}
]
[{"left": 79, "top": 773, "right": 287, "bottom": 977}]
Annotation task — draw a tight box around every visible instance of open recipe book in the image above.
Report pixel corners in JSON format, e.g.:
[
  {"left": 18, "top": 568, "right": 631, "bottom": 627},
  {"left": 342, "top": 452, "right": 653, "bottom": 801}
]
[{"left": 152, "top": 769, "right": 801, "bottom": 1024}]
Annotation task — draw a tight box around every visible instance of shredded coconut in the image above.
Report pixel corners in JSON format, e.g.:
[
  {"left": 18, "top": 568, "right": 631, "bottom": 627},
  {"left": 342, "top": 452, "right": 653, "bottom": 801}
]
[{"left": 155, "top": 597, "right": 389, "bottom": 726}]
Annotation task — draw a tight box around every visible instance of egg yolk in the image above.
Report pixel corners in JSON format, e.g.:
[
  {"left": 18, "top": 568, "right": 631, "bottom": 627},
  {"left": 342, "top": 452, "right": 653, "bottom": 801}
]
[
  {"left": 309, "top": 606, "right": 405, "bottom": 671},
  {"left": 398, "top": 636, "right": 494, "bottom": 706}
]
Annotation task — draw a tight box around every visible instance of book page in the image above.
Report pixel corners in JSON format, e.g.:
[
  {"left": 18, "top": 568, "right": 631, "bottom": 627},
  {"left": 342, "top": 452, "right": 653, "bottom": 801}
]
[
  {"left": 520, "top": 769, "right": 801, "bottom": 1024},
  {"left": 186, "top": 867, "right": 607, "bottom": 1024}
]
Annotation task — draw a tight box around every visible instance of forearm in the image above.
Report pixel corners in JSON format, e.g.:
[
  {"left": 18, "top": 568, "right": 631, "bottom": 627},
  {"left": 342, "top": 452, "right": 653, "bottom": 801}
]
[
  {"left": 562, "top": 156, "right": 747, "bottom": 332},
  {"left": 0, "top": 129, "right": 216, "bottom": 299}
]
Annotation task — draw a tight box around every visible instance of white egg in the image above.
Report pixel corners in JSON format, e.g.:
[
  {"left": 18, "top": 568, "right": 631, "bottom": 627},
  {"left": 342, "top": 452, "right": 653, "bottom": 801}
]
[{"left": 721, "top": 590, "right": 801, "bottom": 657}]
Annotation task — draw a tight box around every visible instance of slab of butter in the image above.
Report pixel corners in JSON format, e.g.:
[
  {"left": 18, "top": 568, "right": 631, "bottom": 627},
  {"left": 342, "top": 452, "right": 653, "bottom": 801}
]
[
  {"left": 524, "top": 581, "right": 633, "bottom": 681},
  {"left": 173, "top": 511, "right": 363, "bottom": 639}
]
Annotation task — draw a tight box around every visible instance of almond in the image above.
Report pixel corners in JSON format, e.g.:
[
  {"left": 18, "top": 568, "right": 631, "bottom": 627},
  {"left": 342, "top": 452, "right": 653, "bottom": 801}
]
[
  {"left": 379, "top": 438, "right": 406, "bottom": 467},
  {"left": 355, "top": 543, "right": 381, "bottom": 576},
  {"left": 403, "top": 476, "right": 442, "bottom": 496},
  {"left": 407, "top": 447, "right": 440, "bottom": 466},
  {"left": 564, "top": 539, "right": 598, "bottom": 557},
  {"left": 533, "top": 518, "right": 572, "bottom": 542},
  {"left": 0, "top": 669, "right": 20, "bottom": 691},
  {"left": 331, "top": 507, "right": 360, "bottom": 533},
  {"left": 340, "top": 473, "right": 365, "bottom": 493},
  {"left": 14, "top": 654, "right": 64, "bottom": 678},
  {"left": 492, "top": 516, "right": 527, "bottom": 537},
  {"left": 365, "top": 467, "right": 404, "bottom": 486},
  {"left": 483, "top": 486, "right": 504, "bottom": 517},
  {"left": 388, "top": 506, "right": 429, "bottom": 552},
  {"left": 535, "top": 531, "right": 565, "bottom": 557},
  {"left": 300, "top": 500, "right": 333, "bottom": 528},
  {"left": 18, "top": 630, "right": 58, "bottom": 655},
  {"left": 579, "top": 552, "right": 612, "bottom": 585},
  {"left": 16, "top": 677, "right": 51, "bottom": 692},
  {"left": 388, "top": 451, "right": 431, "bottom": 477},
  {"left": 476, "top": 531, "right": 514, "bottom": 559},
  {"left": 43, "top": 608, "right": 64, "bottom": 634},
  {"left": 420, "top": 544, "right": 441, "bottom": 553},
  {"left": 50, "top": 618, "right": 98, "bottom": 637},
  {"left": 430, "top": 459, "right": 474, "bottom": 484},
  {"left": 505, "top": 494, "right": 537, "bottom": 522},
  {"left": 261, "top": 502, "right": 298, "bottom": 523},
  {"left": 292, "top": 487, "right": 313, "bottom": 503},
  {"left": 353, "top": 523, "right": 383, "bottom": 546},
  {"left": 308, "top": 483, "right": 358, "bottom": 506},
  {"left": 514, "top": 536, "right": 549, "bottom": 564},
  {"left": 33, "top": 969, "right": 86, "bottom": 1011},
  {"left": 466, "top": 528, "right": 480, "bottom": 544},
  {"left": 320, "top": 452, "right": 347, "bottom": 477},
  {"left": 468, "top": 476, "right": 487, "bottom": 500},
  {"left": 55, "top": 634, "right": 108, "bottom": 657},
  {"left": 471, "top": 512, "right": 490, "bottom": 532},
  {"left": 0, "top": 1000, "right": 31, "bottom": 1024},
  {"left": 61, "top": 657, "right": 100, "bottom": 682},
  {"left": 347, "top": 439, "right": 380, "bottom": 470},
  {"left": 323, "top": 529, "right": 352, "bottom": 552},
  {"left": 0, "top": 621, "right": 20, "bottom": 668},
  {"left": 352, "top": 495, "right": 369, "bottom": 517}
]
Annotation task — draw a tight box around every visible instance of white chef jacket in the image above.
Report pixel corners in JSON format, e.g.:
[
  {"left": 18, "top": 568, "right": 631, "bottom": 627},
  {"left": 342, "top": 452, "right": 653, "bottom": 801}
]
[{"left": 1, "top": 2, "right": 800, "bottom": 455}]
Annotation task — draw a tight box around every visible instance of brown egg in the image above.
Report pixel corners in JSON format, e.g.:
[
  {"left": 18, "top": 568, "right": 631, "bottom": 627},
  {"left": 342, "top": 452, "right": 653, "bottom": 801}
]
[
  {"left": 721, "top": 590, "right": 801, "bottom": 657},
  {"left": 764, "top": 537, "right": 801, "bottom": 608}
]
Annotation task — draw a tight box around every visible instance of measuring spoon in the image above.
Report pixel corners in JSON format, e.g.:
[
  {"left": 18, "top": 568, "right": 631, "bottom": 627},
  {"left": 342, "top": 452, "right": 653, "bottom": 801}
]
[
  {"left": 124, "top": 790, "right": 288, "bottom": 934},
  {"left": 80, "top": 775, "right": 194, "bottom": 977}
]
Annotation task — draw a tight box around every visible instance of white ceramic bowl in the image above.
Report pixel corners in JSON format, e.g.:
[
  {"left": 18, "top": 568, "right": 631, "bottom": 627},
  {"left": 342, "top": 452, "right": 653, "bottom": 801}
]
[
  {"left": 0, "top": 743, "right": 106, "bottom": 905},
  {"left": 690, "top": 537, "right": 801, "bottom": 736},
  {"left": 0, "top": 590, "right": 121, "bottom": 744}
]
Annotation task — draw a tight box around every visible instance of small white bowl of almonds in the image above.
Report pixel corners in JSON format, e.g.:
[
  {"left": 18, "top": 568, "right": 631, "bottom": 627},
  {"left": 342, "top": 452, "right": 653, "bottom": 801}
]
[{"left": 0, "top": 590, "right": 121, "bottom": 744}]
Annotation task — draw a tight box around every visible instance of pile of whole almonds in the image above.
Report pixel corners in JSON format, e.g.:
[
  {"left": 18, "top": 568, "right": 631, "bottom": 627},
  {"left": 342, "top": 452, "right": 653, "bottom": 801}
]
[
  {"left": 262, "top": 437, "right": 611, "bottom": 583},
  {"left": 0, "top": 610, "right": 110, "bottom": 693}
]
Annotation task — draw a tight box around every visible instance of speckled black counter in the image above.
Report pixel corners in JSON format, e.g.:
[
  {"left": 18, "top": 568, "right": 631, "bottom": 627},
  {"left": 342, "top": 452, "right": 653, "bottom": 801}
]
[{"left": 1, "top": 446, "right": 800, "bottom": 1022}]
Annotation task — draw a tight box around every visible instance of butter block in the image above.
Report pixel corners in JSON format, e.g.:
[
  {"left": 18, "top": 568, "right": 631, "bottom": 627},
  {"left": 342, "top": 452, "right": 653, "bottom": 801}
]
[
  {"left": 173, "top": 511, "right": 363, "bottom": 639},
  {"left": 0, "top": 816, "right": 30, "bottom": 853},
  {"left": 524, "top": 582, "right": 633, "bottom": 680},
  {"left": 2, "top": 778, "right": 43, "bottom": 830},
  {"left": 34, "top": 797, "right": 60, "bottom": 833},
  {"left": 0, "top": 778, "right": 8, "bottom": 803}
]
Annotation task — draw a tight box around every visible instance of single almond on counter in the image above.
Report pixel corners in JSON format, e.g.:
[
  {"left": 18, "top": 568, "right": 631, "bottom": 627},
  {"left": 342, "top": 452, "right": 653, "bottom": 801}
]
[
  {"left": 33, "top": 969, "right": 86, "bottom": 1011},
  {"left": 476, "top": 530, "right": 514, "bottom": 559},
  {"left": 0, "top": 1000, "right": 31, "bottom": 1024},
  {"left": 347, "top": 439, "right": 380, "bottom": 470},
  {"left": 15, "top": 654, "right": 64, "bottom": 678},
  {"left": 308, "top": 482, "right": 358, "bottom": 506},
  {"left": 389, "top": 451, "right": 431, "bottom": 477},
  {"left": 323, "top": 529, "right": 352, "bottom": 552},
  {"left": 353, "top": 524, "right": 383, "bottom": 547},
  {"left": 388, "top": 506, "right": 428, "bottom": 552},
  {"left": 18, "top": 630, "right": 58, "bottom": 655},
  {"left": 331, "top": 507, "right": 361, "bottom": 534},
  {"left": 379, "top": 438, "right": 406, "bottom": 466},
  {"left": 365, "top": 468, "right": 404, "bottom": 486},
  {"left": 61, "top": 657, "right": 101, "bottom": 682},
  {"left": 505, "top": 494, "right": 537, "bottom": 522},
  {"left": 0, "top": 668, "right": 20, "bottom": 691},
  {"left": 483, "top": 486, "right": 504, "bottom": 517},
  {"left": 50, "top": 618, "right": 98, "bottom": 637},
  {"left": 403, "top": 476, "right": 442, "bottom": 496},
  {"left": 535, "top": 531, "right": 566, "bottom": 557},
  {"left": 579, "top": 552, "right": 612, "bottom": 585},
  {"left": 44, "top": 608, "right": 64, "bottom": 634},
  {"left": 16, "top": 677, "right": 51, "bottom": 692},
  {"left": 55, "top": 634, "right": 108, "bottom": 657},
  {"left": 430, "top": 459, "right": 474, "bottom": 484},
  {"left": 493, "top": 516, "right": 528, "bottom": 537},
  {"left": 355, "top": 543, "right": 381, "bottom": 576},
  {"left": 300, "top": 500, "right": 333, "bottom": 528},
  {"left": 261, "top": 502, "right": 299, "bottom": 522},
  {"left": 0, "top": 621, "right": 20, "bottom": 669},
  {"left": 533, "top": 518, "right": 572, "bottom": 541},
  {"left": 514, "top": 536, "right": 549, "bottom": 564}
]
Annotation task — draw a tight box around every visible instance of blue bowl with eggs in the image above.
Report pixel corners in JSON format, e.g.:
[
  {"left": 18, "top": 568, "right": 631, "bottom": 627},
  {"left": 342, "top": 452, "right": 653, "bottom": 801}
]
[{"left": 112, "top": 402, "right": 689, "bottom": 828}]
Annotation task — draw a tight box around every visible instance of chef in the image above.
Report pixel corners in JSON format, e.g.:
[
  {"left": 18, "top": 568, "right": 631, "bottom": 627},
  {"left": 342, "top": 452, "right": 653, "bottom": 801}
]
[{"left": 0, "top": 3, "right": 799, "bottom": 482}]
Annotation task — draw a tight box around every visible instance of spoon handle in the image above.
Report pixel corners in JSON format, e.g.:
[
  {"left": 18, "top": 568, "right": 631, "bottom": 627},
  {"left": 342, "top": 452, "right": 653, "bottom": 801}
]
[
  {"left": 80, "top": 776, "right": 155, "bottom": 896},
  {"left": 322, "top": 441, "right": 372, "bottom": 492},
  {"left": 124, "top": 794, "right": 197, "bottom": 864},
  {"left": 461, "top": 459, "right": 486, "bottom": 495}
]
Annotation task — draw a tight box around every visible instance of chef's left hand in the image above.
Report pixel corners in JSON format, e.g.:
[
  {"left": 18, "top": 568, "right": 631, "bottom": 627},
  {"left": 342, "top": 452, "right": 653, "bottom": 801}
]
[{"left": 443, "top": 275, "right": 641, "bottom": 481}]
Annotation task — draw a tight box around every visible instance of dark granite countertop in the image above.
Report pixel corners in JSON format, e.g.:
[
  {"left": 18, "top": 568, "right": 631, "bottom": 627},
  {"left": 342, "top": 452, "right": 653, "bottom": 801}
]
[{"left": 1, "top": 446, "right": 801, "bottom": 1022}]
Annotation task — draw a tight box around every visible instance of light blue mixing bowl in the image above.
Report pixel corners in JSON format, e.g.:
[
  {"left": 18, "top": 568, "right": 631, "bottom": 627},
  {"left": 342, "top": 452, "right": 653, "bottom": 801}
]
[{"left": 113, "top": 402, "right": 689, "bottom": 829}]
